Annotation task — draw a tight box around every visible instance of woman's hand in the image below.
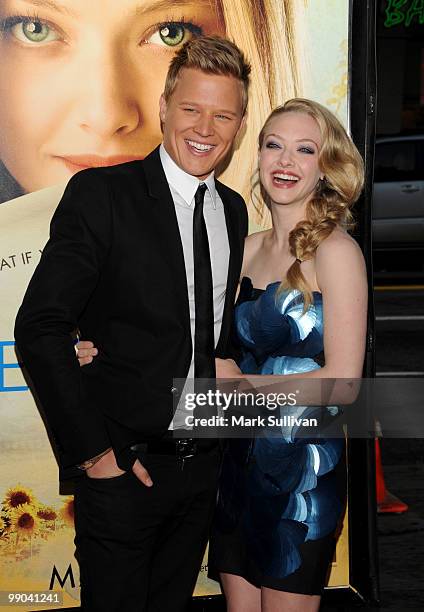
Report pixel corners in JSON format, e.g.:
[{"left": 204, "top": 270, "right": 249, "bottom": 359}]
[
  {"left": 215, "top": 358, "right": 243, "bottom": 378},
  {"left": 76, "top": 340, "right": 98, "bottom": 366}
]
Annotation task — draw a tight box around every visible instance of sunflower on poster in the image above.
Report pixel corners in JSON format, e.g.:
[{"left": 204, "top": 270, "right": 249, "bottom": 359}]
[
  {"left": 3, "top": 484, "right": 36, "bottom": 514},
  {"left": 10, "top": 503, "right": 41, "bottom": 539},
  {"left": 0, "top": 484, "right": 74, "bottom": 559}
]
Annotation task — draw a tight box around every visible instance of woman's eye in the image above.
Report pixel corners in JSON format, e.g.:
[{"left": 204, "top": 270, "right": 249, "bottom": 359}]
[
  {"left": 2, "top": 17, "right": 59, "bottom": 44},
  {"left": 146, "top": 22, "right": 202, "bottom": 48},
  {"left": 299, "top": 147, "right": 315, "bottom": 154},
  {"left": 265, "top": 142, "right": 280, "bottom": 149}
]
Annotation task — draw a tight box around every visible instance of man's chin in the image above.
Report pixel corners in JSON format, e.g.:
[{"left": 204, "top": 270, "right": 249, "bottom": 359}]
[{"left": 182, "top": 161, "right": 215, "bottom": 179}]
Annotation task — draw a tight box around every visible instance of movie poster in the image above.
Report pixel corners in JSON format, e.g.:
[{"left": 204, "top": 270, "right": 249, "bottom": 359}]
[{"left": 0, "top": 1, "right": 350, "bottom": 607}]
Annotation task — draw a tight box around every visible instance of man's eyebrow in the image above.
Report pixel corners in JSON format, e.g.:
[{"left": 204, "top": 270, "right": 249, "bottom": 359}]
[
  {"left": 135, "top": 0, "right": 209, "bottom": 15},
  {"left": 179, "top": 101, "right": 238, "bottom": 116},
  {"left": 18, "top": 0, "right": 78, "bottom": 17}
]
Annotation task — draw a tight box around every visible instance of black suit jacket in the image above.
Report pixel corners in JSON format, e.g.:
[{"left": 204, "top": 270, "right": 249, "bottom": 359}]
[{"left": 15, "top": 147, "right": 248, "bottom": 475}]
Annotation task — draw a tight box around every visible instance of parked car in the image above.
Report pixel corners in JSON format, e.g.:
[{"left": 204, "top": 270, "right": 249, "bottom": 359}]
[{"left": 373, "top": 134, "right": 424, "bottom": 252}]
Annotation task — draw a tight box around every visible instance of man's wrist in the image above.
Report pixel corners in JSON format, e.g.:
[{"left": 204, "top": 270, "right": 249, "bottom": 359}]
[{"left": 77, "top": 447, "right": 112, "bottom": 471}]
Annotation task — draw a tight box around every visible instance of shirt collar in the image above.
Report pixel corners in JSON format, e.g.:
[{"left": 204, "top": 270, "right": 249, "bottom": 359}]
[{"left": 159, "top": 143, "right": 217, "bottom": 209}]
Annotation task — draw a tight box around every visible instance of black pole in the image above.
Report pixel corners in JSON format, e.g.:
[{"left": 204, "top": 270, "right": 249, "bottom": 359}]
[{"left": 348, "top": 0, "right": 380, "bottom": 606}]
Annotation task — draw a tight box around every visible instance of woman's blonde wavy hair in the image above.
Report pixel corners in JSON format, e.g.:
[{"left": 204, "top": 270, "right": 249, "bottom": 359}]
[
  {"left": 215, "top": 0, "right": 308, "bottom": 209},
  {"left": 254, "top": 98, "right": 365, "bottom": 308}
]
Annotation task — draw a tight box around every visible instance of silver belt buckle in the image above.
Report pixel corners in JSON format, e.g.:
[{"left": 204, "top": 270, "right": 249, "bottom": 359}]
[{"left": 176, "top": 439, "right": 197, "bottom": 470}]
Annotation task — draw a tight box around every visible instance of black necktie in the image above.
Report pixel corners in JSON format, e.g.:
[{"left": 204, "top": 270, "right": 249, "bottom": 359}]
[{"left": 193, "top": 183, "right": 216, "bottom": 379}]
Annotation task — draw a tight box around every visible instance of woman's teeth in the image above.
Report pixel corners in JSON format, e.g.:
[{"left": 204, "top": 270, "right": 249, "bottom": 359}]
[{"left": 273, "top": 173, "right": 300, "bottom": 183}]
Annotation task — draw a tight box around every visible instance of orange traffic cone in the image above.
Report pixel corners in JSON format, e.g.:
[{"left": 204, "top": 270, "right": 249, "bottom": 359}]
[{"left": 375, "top": 438, "right": 408, "bottom": 514}]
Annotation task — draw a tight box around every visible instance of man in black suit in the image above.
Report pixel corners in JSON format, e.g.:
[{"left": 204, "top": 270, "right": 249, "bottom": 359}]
[{"left": 15, "top": 37, "right": 249, "bottom": 612}]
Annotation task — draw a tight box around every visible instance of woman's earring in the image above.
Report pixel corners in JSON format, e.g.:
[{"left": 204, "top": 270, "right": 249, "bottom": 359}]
[{"left": 317, "top": 176, "right": 326, "bottom": 190}]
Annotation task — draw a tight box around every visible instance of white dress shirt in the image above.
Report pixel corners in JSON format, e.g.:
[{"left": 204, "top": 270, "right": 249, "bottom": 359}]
[{"left": 159, "top": 145, "right": 230, "bottom": 427}]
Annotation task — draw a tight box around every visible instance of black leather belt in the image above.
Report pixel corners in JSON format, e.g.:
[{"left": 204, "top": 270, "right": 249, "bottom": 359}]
[{"left": 131, "top": 438, "right": 218, "bottom": 466}]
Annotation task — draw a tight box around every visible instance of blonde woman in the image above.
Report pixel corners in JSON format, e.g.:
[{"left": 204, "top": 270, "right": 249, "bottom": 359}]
[
  {"left": 209, "top": 99, "right": 367, "bottom": 611},
  {"left": 0, "top": 0, "right": 305, "bottom": 217}
]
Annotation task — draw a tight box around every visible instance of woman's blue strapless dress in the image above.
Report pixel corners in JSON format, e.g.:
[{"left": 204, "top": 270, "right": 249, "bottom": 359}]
[{"left": 209, "top": 277, "right": 346, "bottom": 595}]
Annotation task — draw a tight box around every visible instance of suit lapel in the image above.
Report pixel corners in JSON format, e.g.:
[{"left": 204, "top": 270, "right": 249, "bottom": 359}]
[
  {"left": 141, "top": 147, "right": 191, "bottom": 337},
  {"left": 215, "top": 181, "right": 243, "bottom": 354}
]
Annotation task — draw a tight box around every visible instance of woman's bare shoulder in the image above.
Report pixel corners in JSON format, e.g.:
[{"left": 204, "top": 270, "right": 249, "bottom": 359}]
[
  {"left": 316, "top": 226, "right": 363, "bottom": 260},
  {"left": 241, "top": 229, "right": 271, "bottom": 278},
  {"left": 315, "top": 227, "right": 367, "bottom": 289},
  {"left": 243, "top": 229, "right": 269, "bottom": 258}
]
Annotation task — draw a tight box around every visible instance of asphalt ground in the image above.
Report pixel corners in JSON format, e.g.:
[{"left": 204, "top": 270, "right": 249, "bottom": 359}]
[
  {"left": 374, "top": 286, "right": 424, "bottom": 376},
  {"left": 368, "top": 283, "right": 424, "bottom": 610}
]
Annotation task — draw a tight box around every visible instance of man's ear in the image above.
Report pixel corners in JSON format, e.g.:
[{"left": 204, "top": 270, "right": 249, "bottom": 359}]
[
  {"left": 159, "top": 94, "right": 167, "bottom": 124},
  {"left": 239, "top": 112, "right": 247, "bottom": 134}
]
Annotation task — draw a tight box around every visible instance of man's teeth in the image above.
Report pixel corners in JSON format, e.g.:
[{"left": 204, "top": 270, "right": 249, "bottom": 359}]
[
  {"left": 187, "top": 140, "right": 214, "bottom": 152},
  {"left": 273, "top": 173, "right": 300, "bottom": 182}
]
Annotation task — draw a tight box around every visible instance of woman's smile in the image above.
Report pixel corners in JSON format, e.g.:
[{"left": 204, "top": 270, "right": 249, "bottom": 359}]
[{"left": 271, "top": 170, "right": 301, "bottom": 188}]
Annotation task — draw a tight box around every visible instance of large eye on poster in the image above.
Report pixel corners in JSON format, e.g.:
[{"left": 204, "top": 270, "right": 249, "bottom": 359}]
[{"left": 0, "top": 1, "right": 351, "bottom": 608}]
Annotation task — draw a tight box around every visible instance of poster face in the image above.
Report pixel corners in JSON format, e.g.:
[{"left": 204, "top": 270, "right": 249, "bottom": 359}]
[{"left": 0, "top": 1, "right": 350, "bottom": 606}]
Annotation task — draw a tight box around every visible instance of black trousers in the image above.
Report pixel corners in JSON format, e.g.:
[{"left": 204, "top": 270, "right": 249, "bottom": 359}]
[{"left": 74, "top": 448, "right": 220, "bottom": 612}]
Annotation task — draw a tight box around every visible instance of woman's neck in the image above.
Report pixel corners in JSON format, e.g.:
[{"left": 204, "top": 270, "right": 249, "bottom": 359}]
[{"left": 268, "top": 202, "right": 307, "bottom": 249}]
